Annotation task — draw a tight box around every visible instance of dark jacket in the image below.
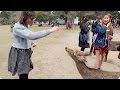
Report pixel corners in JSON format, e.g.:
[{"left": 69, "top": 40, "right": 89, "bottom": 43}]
[
  {"left": 79, "top": 22, "right": 90, "bottom": 48},
  {"left": 91, "top": 21, "right": 99, "bottom": 35}
]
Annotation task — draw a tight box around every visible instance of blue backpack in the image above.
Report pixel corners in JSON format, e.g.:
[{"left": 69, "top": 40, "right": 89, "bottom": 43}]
[{"left": 79, "top": 33, "right": 88, "bottom": 42}]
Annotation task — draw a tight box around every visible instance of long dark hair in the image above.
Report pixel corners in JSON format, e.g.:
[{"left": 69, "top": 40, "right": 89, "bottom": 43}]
[{"left": 19, "top": 11, "right": 35, "bottom": 27}]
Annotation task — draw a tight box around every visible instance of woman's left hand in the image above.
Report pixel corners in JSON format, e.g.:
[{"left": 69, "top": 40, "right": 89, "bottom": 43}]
[
  {"left": 50, "top": 26, "right": 59, "bottom": 32},
  {"left": 32, "top": 42, "right": 37, "bottom": 47}
]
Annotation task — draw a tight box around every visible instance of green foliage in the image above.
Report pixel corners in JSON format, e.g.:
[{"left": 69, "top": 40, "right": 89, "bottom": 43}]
[
  {"left": 0, "top": 11, "right": 120, "bottom": 25},
  {"left": 36, "top": 11, "right": 49, "bottom": 23},
  {"left": 0, "top": 11, "right": 11, "bottom": 24}
]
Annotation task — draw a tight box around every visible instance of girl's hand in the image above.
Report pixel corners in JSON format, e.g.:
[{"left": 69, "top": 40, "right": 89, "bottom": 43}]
[
  {"left": 31, "top": 42, "right": 36, "bottom": 47},
  {"left": 108, "top": 35, "right": 113, "bottom": 40},
  {"left": 50, "top": 26, "right": 59, "bottom": 33}
]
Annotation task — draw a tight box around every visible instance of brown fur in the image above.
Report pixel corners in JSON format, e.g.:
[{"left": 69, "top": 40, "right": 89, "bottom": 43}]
[{"left": 65, "top": 47, "right": 120, "bottom": 79}]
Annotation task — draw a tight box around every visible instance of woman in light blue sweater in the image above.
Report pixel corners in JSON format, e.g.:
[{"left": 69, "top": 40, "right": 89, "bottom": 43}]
[{"left": 8, "top": 11, "right": 59, "bottom": 79}]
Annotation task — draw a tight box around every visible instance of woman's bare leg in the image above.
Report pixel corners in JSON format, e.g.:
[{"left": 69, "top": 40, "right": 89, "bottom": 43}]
[
  {"left": 94, "top": 50, "right": 100, "bottom": 69},
  {"left": 94, "top": 50, "right": 104, "bottom": 69},
  {"left": 103, "top": 53, "right": 107, "bottom": 62},
  {"left": 98, "top": 54, "right": 104, "bottom": 69}
]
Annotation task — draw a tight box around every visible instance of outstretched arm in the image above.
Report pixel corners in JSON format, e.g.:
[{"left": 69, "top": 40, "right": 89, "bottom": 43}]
[{"left": 13, "top": 26, "right": 59, "bottom": 40}]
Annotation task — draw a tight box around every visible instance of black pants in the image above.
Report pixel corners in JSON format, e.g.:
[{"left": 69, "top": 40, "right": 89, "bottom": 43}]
[
  {"left": 81, "top": 48, "right": 85, "bottom": 51},
  {"left": 90, "top": 33, "right": 95, "bottom": 53},
  {"left": 19, "top": 74, "right": 28, "bottom": 79}
]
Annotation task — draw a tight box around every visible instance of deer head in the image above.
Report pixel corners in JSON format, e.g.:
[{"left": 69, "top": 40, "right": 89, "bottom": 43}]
[{"left": 65, "top": 47, "right": 91, "bottom": 63}]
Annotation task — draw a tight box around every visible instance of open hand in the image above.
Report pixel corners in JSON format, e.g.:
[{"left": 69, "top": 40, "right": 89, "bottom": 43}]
[
  {"left": 31, "top": 42, "right": 36, "bottom": 47},
  {"left": 50, "top": 26, "right": 59, "bottom": 32}
]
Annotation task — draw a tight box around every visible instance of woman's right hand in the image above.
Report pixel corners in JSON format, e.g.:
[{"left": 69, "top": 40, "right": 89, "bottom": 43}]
[
  {"left": 50, "top": 26, "right": 59, "bottom": 33},
  {"left": 106, "top": 22, "right": 112, "bottom": 29}
]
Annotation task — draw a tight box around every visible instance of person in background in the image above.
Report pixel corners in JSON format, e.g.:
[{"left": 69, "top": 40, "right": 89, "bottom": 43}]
[
  {"left": 79, "top": 18, "right": 90, "bottom": 51},
  {"left": 11, "top": 21, "right": 16, "bottom": 32},
  {"left": 103, "top": 13, "right": 113, "bottom": 62},
  {"left": 8, "top": 11, "right": 59, "bottom": 79},
  {"left": 90, "top": 16, "right": 101, "bottom": 55}
]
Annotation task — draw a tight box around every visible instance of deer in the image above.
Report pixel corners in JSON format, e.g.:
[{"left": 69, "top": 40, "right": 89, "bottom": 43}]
[{"left": 65, "top": 47, "right": 120, "bottom": 79}]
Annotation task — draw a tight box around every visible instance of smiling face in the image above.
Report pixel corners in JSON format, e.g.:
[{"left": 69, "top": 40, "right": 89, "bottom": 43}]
[
  {"left": 102, "top": 14, "right": 112, "bottom": 25},
  {"left": 102, "top": 15, "right": 111, "bottom": 25}
]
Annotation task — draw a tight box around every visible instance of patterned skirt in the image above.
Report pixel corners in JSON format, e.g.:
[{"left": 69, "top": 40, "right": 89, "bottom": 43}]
[
  {"left": 8, "top": 47, "right": 33, "bottom": 76},
  {"left": 93, "top": 41, "right": 109, "bottom": 56},
  {"left": 94, "top": 45, "right": 109, "bottom": 56}
]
